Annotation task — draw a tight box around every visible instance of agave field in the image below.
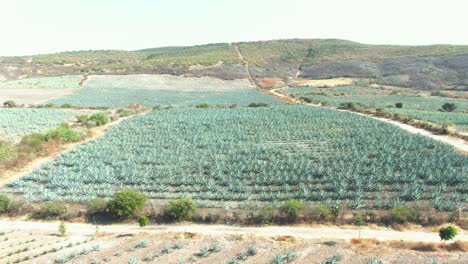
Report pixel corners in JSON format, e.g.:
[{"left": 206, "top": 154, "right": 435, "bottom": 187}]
[
  {"left": 388, "top": 109, "right": 468, "bottom": 132},
  {"left": 0, "top": 75, "right": 82, "bottom": 89},
  {"left": 6, "top": 105, "right": 467, "bottom": 210},
  {"left": 0, "top": 108, "right": 79, "bottom": 142},
  {"left": 286, "top": 86, "right": 393, "bottom": 96},
  {"left": 50, "top": 75, "right": 279, "bottom": 108}
]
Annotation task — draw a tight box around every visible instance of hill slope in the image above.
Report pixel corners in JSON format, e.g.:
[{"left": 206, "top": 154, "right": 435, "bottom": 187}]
[{"left": 1, "top": 39, "right": 468, "bottom": 90}]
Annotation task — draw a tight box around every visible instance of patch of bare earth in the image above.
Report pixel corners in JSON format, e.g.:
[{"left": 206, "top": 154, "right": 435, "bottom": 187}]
[
  {"left": 0, "top": 88, "right": 78, "bottom": 105},
  {"left": 290, "top": 77, "right": 354, "bottom": 87}
]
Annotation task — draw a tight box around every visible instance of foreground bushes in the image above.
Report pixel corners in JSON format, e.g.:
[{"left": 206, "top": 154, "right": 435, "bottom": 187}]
[
  {"left": 107, "top": 189, "right": 147, "bottom": 219},
  {"left": 164, "top": 198, "right": 197, "bottom": 222}
]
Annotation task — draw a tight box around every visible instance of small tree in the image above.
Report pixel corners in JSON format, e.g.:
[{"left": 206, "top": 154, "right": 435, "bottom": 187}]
[
  {"left": 138, "top": 215, "right": 149, "bottom": 227},
  {"left": 395, "top": 102, "right": 403, "bottom": 108},
  {"left": 279, "top": 199, "right": 304, "bottom": 223},
  {"left": 354, "top": 214, "right": 365, "bottom": 239},
  {"left": 440, "top": 103, "right": 457, "bottom": 112},
  {"left": 89, "top": 112, "right": 109, "bottom": 126},
  {"left": 164, "top": 198, "right": 197, "bottom": 222},
  {"left": 58, "top": 221, "right": 67, "bottom": 237},
  {"left": 107, "top": 189, "right": 147, "bottom": 219},
  {"left": 439, "top": 225, "right": 458, "bottom": 250},
  {"left": 0, "top": 194, "right": 12, "bottom": 213}
]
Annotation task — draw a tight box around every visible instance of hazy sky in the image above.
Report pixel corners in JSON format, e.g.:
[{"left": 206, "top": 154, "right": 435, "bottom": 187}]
[{"left": 1, "top": 0, "right": 468, "bottom": 56}]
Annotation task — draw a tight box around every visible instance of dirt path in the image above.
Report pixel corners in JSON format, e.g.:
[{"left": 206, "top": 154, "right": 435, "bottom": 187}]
[
  {"left": 233, "top": 44, "right": 260, "bottom": 88},
  {"left": 1, "top": 220, "right": 466, "bottom": 243},
  {"left": 0, "top": 111, "right": 148, "bottom": 186},
  {"left": 270, "top": 88, "right": 468, "bottom": 153}
]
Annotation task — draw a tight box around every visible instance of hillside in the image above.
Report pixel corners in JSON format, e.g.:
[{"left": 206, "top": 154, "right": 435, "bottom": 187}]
[{"left": 1, "top": 39, "right": 468, "bottom": 89}]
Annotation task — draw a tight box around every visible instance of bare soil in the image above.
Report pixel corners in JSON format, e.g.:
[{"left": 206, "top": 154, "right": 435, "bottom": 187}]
[{"left": 0, "top": 88, "right": 78, "bottom": 105}]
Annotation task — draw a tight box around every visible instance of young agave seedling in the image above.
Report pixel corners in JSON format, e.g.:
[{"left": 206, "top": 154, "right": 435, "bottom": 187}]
[
  {"left": 247, "top": 245, "right": 257, "bottom": 256},
  {"left": 210, "top": 241, "right": 221, "bottom": 252},
  {"left": 128, "top": 256, "right": 139, "bottom": 264},
  {"left": 137, "top": 239, "right": 148, "bottom": 248}
]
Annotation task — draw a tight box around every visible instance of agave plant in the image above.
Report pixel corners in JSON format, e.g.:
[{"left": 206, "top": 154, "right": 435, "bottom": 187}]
[{"left": 128, "top": 257, "right": 139, "bottom": 264}]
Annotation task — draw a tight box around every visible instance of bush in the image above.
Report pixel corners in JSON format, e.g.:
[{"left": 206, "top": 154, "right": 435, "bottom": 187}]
[
  {"left": 164, "top": 198, "right": 197, "bottom": 222},
  {"left": 89, "top": 112, "right": 109, "bottom": 126},
  {"left": 117, "top": 108, "right": 132, "bottom": 117},
  {"left": 338, "top": 102, "right": 356, "bottom": 110},
  {"left": 0, "top": 194, "right": 12, "bottom": 213},
  {"left": 395, "top": 102, "right": 403, "bottom": 108},
  {"left": 19, "top": 133, "right": 46, "bottom": 153},
  {"left": 77, "top": 115, "right": 89, "bottom": 123},
  {"left": 393, "top": 113, "right": 412, "bottom": 123},
  {"left": 107, "top": 189, "right": 147, "bottom": 219},
  {"left": 311, "top": 204, "right": 334, "bottom": 221},
  {"left": 249, "top": 205, "right": 276, "bottom": 224},
  {"left": 86, "top": 198, "right": 107, "bottom": 215},
  {"left": 247, "top": 102, "right": 269, "bottom": 108},
  {"left": 3, "top": 100, "right": 16, "bottom": 108},
  {"left": 61, "top": 104, "right": 72, "bottom": 108},
  {"left": 354, "top": 214, "right": 365, "bottom": 226},
  {"left": 439, "top": 225, "right": 458, "bottom": 242},
  {"left": 390, "top": 205, "right": 420, "bottom": 224},
  {"left": 0, "top": 142, "right": 17, "bottom": 161},
  {"left": 440, "top": 103, "right": 457, "bottom": 112},
  {"left": 279, "top": 199, "right": 304, "bottom": 222},
  {"left": 39, "top": 204, "right": 68, "bottom": 220},
  {"left": 375, "top": 108, "right": 391, "bottom": 118},
  {"left": 45, "top": 124, "right": 80, "bottom": 143},
  {"left": 195, "top": 103, "right": 210, "bottom": 108},
  {"left": 138, "top": 215, "right": 149, "bottom": 227}
]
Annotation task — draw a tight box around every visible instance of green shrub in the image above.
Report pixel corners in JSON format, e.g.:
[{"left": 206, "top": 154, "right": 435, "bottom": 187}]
[
  {"left": 439, "top": 225, "right": 458, "bottom": 242},
  {"left": 77, "top": 115, "right": 89, "bottom": 123},
  {"left": 0, "top": 194, "right": 12, "bottom": 213},
  {"left": 164, "top": 198, "right": 197, "bottom": 222},
  {"left": 107, "top": 189, "right": 147, "bottom": 219},
  {"left": 86, "top": 198, "right": 107, "bottom": 215},
  {"left": 312, "top": 204, "right": 333, "bottom": 221},
  {"left": 338, "top": 102, "right": 356, "bottom": 110},
  {"left": 354, "top": 214, "right": 365, "bottom": 226},
  {"left": 195, "top": 103, "right": 210, "bottom": 108},
  {"left": 440, "top": 103, "right": 457, "bottom": 112},
  {"left": 138, "top": 215, "right": 149, "bottom": 227},
  {"left": 61, "top": 104, "right": 72, "bottom": 108},
  {"left": 117, "top": 108, "right": 132, "bottom": 117},
  {"left": 390, "top": 205, "right": 420, "bottom": 224},
  {"left": 19, "top": 133, "right": 46, "bottom": 153},
  {"left": 250, "top": 205, "right": 276, "bottom": 224},
  {"left": 0, "top": 142, "right": 17, "bottom": 161},
  {"left": 89, "top": 112, "right": 109, "bottom": 126},
  {"left": 39, "top": 204, "right": 68, "bottom": 220},
  {"left": 45, "top": 124, "right": 80, "bottom": 143},
  {"left": 395, "top": 102, "right": 403, "bottom": 108},
  {"left": 279, "top": 199, "right": 304, "bottom": 222},
  {"left": 247, "top": 102, "right": 269, "bottom": 107},
  {"left": 58, "top": 221, "right": 67, "bottom": 237}
]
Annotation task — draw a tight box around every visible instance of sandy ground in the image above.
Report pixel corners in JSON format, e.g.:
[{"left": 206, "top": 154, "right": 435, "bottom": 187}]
[
  {"left": 0, "top": 220, "right": 466, "bottom": 264},
  {"left": 0, "top": 88, "right": 78, "bottom": 105},
  {"left": 270, "top": 88, "right": 468, "bottom": 154},
  {"left": 290, "top": 77, "right": 354, "bottom": 87}
]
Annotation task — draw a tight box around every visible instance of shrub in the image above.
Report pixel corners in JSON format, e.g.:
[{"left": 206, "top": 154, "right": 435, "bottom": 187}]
[
  {"left": 312, "top": 204, "right": 333, "bottom": 221},
  {"left": 354, "top": 214, "right": 365, "bottom": 226},
  {"left": 247, "top": 102, "right": 269, "bottom": 107},
  {"left": 164, "top": 198, "right": 197, "bottom": 222},
  {"left": 86, "top": 198, "right": 107, "bottom": 215},
  {"left": 439, "top": 225, "right": 458, "bottom": 242},
  {"left": 39, "top": 204, "right": 68, "bottom": 219},
  {"left": 61, "top": 104, "right": 72, "bottom": 108},
  {"left": 77, "top": 115, "right": 89, "bottom": 123},
  {"left": 45, "top": 124, "right": 80, "bottom": 143},
  {"left": 107, "top": 189, "right": 147, "bottom": 219},
  {"left": 0, "top": 142, "right": 17, "bottom": 161},
  {"left": 3, "top": 100, "right": 16, "bottom": 108},
  {"left": 138, "top": 215, "right": 149, "bottom": 227},
  {"left": 390, "top": 205, "right": 420, "bottom": 224},
  {"left": 250, "top": 205, "right": 276, "bottom": 224},
  {"left": 393, "top": 112, "right": 412, "bottom": 123},
  {"left": 338, "top": 102, "right": 356, "bottom": 110},
  {"left": 0, "top": 194, "right": 12, "bottom": 213},
  {"left": 195, "top": 103, "right": 210, "bottom": 108},
  {"left": 279, "top": 199, "right": 304, "bottom": 222},
  {"left": 440, "top": 103, "right": 457, "bottom": 112},
  {"left": 19, "top": 133, "right": 46, "bottom": 153},
  {"left": 89, "top": 112, "right": 109, "bottom": 126},
  {"left": 375, "top": 108, "right": 391, "bottom": 118},
  {"left": 117, "top": 108, "right": 132, "bottom": 117},
  {"left": 58, "top": 221, "right": 67, "bottom": 237},
  {"left": 395, "top": 102, "right": 403, "bottom": 108}
]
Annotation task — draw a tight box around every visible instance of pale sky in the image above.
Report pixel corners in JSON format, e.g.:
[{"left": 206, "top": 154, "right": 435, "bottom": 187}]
[{"left": 1, "top": 0, "right": 468, "bottom": 56}]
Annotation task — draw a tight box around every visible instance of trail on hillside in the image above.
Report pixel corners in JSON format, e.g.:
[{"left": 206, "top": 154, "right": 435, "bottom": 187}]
[
  {"left": 1, "top": 220, "right": 466, "bottom": 243},
  {"left": 233, "top": 44, "right": 260, "bottom": 88},
  {"left": 270, "top": 88, "right": 468, "bottom": 153},
  {"left": 0, "top": 111, "right": 149, "bottom": 186}
]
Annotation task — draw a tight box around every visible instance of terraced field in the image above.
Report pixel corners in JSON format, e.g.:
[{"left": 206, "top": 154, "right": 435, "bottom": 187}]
[
  {"left": 7, "top": 106, "right": 467, "bottom": 211},
  {"left": 0, "top": 108, "right": 81, "bottom": 142},
  {"left": 50, "top": 75, "right": 279, "bottom": 108}
]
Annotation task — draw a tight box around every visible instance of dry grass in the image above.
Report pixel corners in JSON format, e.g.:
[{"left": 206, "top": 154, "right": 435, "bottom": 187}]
[
  {"left": 290, "top": 77, "right": 354, "bottom": 87},
  {"left": 387, "top": 240, "right": 467, "bottom": 252}
]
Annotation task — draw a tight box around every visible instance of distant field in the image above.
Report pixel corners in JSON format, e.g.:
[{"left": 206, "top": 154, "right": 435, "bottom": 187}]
[
  {"left": 50, "top": 75, "right": 280, "bottom": 108},
  {"left": 0, "top": 108, "right": 79, "bottom": 142},
  {"left": 8, "top": 106, "right": 467, "bottom": 211},
  {"left": 388, "top": 109, "right": 468, "bottom": 132},
  {"left": 0, "top": 76, "right": 82, "bottom": 89},
  {"left": 297, "top": 93, "right": 468, "bottom": 111}
]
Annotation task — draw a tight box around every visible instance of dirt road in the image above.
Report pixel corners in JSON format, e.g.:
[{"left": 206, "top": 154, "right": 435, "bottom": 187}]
[
  {"left": 270, "top": 88, "right": 468, "bottom": 153},
  {"left": 1, "top": 220, "right": 465, "bottom": 243}
]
